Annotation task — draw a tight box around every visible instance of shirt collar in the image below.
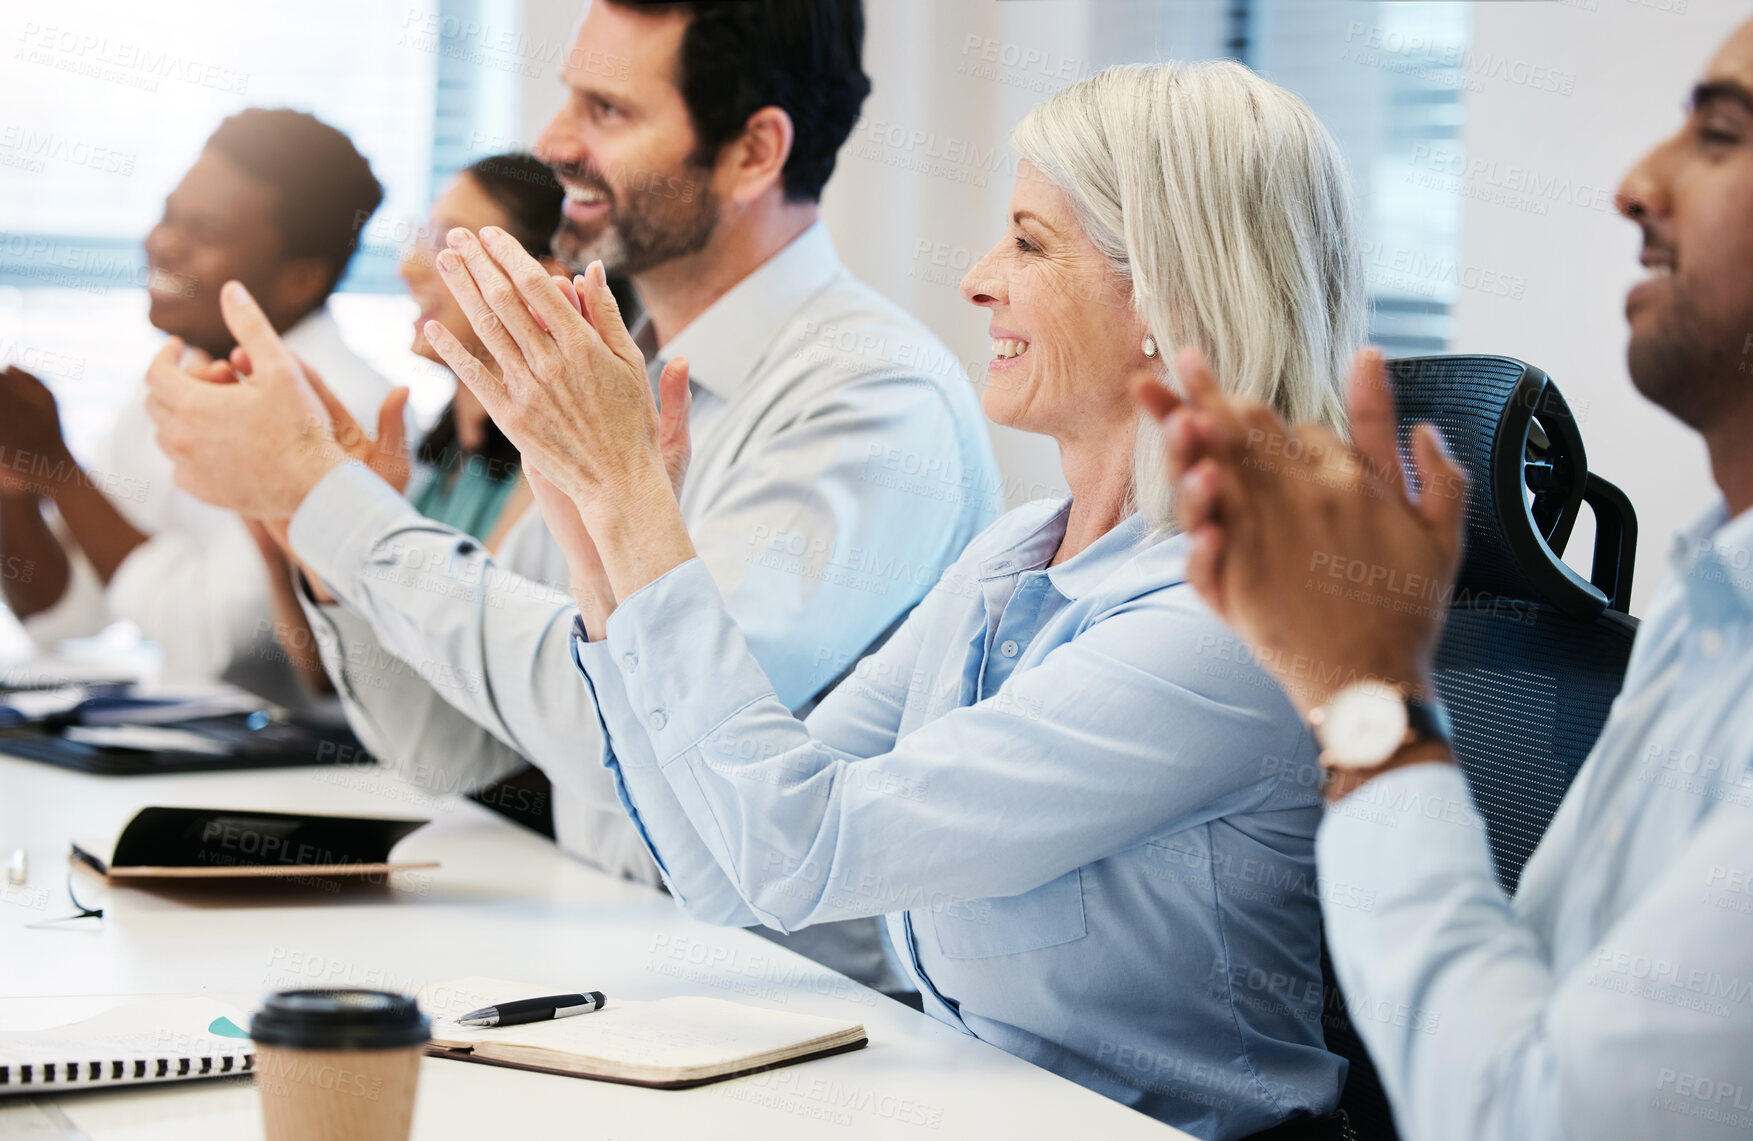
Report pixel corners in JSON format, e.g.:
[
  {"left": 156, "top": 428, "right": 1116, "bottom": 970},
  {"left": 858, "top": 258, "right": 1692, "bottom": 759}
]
[
  {"left": 280, "top": 306, "right": 342, "bottom": 358},
  {"left": 1049, "top": 511, "right": 1153, "bottom": 601},
  {"left": 1668, "top": 497, "right": 1753, "bottom": 623},
  {"left": 976, "top": 498, "right": 1155, "bottom": 602},
  {"left": 642, "top": 221, "right": 843, "bottom": 400}
]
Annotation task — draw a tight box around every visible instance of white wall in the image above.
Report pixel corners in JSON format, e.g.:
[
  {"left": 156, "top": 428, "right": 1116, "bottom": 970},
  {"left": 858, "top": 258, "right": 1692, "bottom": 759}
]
[
  {"left": 820, "top": 0, "right": 1227, "bottom": 507},
  {"left": 1453, "top": 0, "right": 1742, "bottom": 615},
  {"left": 520, "top": 0, "right": 583, "bottom": 146}
]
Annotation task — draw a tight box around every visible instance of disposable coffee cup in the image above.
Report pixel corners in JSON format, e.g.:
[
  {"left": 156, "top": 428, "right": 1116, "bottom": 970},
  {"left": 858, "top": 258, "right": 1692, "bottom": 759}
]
[{"left": 251, "top": 989, "right": 431, "bottom": 1141}]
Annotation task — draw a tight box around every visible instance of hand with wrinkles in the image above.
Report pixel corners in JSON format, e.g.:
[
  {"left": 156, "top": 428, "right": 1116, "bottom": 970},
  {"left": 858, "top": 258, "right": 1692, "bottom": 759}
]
[{"left": 421, "top": 225, "right": 696, "bottom": 625}]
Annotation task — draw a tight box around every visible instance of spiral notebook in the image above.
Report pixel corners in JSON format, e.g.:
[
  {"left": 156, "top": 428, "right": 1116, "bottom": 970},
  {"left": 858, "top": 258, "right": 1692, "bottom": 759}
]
[{"left": 0, "top": 999, "right": 255, "bottom": 1095}]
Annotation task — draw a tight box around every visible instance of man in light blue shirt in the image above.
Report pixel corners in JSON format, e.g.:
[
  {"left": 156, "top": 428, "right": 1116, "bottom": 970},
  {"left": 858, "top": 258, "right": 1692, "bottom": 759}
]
[{"left": 1140, "top": 19, "right": 1753, "bottom": 1140}]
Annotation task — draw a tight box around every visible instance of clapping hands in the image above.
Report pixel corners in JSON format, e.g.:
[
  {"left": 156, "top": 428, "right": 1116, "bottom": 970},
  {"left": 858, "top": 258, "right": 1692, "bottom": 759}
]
[
  {"left": 1135, "top": 347, "right": 1470, "bottom": 717},
  {"left": 420, "top": 226, "right": 697, "bottom": 625}
]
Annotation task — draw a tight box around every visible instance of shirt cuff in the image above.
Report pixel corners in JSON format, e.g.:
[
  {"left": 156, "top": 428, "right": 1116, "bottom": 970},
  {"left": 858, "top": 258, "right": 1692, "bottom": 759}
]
[
  {"left": 571, "top": 617, "right": 678, "bottom": 890},
  {"left": 600, "top": 557, "right": 778, "bottom": 765},
  {"left": 21, "top": 542, "right": 107, "bottom": 645},
  {"left": 1317, "top": 762, "right": 1498, "bottom": 912},
  {"left": 294, "top": 575, "right": 373, "bottom": 705},
  {"left": 287, "top": 461, "right": 420, "bottom": 609}
]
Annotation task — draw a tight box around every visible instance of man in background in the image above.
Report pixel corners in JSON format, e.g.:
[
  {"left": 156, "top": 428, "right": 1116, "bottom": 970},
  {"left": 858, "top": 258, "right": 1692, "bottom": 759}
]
[{"left": 0, "top": 108, "right": 392, "bottom": 705}]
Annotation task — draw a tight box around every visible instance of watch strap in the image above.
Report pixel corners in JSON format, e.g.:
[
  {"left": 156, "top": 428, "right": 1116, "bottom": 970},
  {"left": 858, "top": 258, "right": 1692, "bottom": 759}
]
[{"left": 1405, "top": 691, "right": 1452, "bottom": 748}]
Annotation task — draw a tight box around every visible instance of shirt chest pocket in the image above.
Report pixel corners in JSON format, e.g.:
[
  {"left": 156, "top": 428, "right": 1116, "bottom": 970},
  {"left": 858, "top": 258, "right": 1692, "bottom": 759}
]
[{"left": 932, "top": 868, "right": 1088, "bottom": 959}]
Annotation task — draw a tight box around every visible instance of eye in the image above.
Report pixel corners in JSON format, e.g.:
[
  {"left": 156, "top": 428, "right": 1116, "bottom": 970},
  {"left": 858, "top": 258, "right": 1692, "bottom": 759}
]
[
  {"left": 591, "top": 96, "right": 624, "bottom": 121},
  {"left": 1013, "top": 234, "right": 1038, "bottom": 255},
  {"left": 1701, "top": 126, "right": 1740, "bottom": 146}
]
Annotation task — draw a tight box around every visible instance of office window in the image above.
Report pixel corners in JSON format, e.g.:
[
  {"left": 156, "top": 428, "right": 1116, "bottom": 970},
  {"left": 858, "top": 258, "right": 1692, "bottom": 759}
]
[
  {"left": 1248, "top": 0, "right": 1473, "bottom": 356},
  {"left": 0, "top": 0, "right": 523, "bottom": 453},
  {"left": 1030, "top": 0, "right": 1475, "bottom": 358}
]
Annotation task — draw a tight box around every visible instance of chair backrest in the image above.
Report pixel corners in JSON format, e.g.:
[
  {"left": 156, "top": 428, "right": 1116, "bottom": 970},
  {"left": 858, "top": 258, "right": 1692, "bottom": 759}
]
[
  {"left": 1390, "top": 354, "right": 1639, "bottom": 887},
  {"left": 1322, "top": 355, "right": 1640, "bottom": 1141}
]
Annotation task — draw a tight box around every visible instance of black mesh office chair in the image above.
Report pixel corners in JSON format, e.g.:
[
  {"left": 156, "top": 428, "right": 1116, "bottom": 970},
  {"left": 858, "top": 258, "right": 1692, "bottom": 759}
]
[{"left": 1323, "top": 355, "right": 1640, "bottom": 1141}]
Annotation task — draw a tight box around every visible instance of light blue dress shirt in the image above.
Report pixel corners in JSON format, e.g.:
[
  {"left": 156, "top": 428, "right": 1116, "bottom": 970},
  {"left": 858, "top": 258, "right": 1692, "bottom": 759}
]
[
  {"left": 573, "top": 499, "right": 1345, "bottom": 1139},
  {"left": 1319, "top": 499, "right": 1753, "bottom": 1141},
  {"left": 287, "top": 222, "right": 999, "bottom": 989}
]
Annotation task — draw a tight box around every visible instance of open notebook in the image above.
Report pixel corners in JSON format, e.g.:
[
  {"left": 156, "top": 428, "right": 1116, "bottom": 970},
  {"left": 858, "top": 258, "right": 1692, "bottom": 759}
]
[
  {"left": 421, "top": 977, "right": 868, "bottom": 1089},
  {"left": 0, "top": 998, "right": 255, "bottom": 1095}
]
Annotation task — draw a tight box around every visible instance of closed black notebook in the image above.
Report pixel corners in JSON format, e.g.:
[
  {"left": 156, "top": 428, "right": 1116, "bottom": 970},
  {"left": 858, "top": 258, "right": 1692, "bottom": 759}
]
[{"left": 71, "top": 807, "right": 435, "bottom": 880}]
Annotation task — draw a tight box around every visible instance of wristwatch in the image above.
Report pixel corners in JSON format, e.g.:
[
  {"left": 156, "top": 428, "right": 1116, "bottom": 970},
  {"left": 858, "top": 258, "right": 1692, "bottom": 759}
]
[{"left": 1308, "top": 680, "right": 1451, "bottom": 771}]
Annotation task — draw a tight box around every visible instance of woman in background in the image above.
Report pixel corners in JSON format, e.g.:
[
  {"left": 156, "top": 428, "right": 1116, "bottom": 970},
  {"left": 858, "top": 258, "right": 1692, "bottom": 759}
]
[
  {"left": 253, "top": 153, "right": 564, "bottom": 692},
  {"left": 400, "top": 153, "right": 566, "bottom": 548}
]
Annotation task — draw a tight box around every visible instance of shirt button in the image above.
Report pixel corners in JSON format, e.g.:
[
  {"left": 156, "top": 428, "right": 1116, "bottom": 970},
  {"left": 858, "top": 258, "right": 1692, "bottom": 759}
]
[
  {"left": 648, "top": 709, "right": 668, "bottom": 731},
  {"left": 1606, "top": 818, "right": 1624, "bottom": 848},
  {"left": 1000, "top": 639, "right": 1020, "bottom": 658},
  {"left": 1701, "top": 629, "right": 1726, "bottom": 657},
  {"left": 622, "top": 653, "right": 638, "bottom": 674}
]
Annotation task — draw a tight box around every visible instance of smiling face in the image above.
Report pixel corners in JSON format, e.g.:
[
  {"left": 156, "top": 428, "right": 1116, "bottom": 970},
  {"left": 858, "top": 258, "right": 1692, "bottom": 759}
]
[
  {"left": 960, "top": 161, "right": 1150, "bottom": 446},
  {"left": 1618, "top": 19, "right": 1753, "bottom": 432},
  {"left": 143, "top": 149, "right": 303, "bottom": 355},
  {"left": 535, "top": 1, "right": 719, "bottom": 276}
]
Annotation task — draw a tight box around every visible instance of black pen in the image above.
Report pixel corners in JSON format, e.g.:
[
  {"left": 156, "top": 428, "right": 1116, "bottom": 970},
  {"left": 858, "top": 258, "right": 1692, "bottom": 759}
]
[{"left": 457, "top": 992, "right": 606, "bottom": 1028}]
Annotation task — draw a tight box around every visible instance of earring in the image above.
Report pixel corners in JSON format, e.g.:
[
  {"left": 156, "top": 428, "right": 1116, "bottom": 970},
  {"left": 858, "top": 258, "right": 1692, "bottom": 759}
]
[{"left": 1141, "top": 335, "right": 1158, "bottom": 359}]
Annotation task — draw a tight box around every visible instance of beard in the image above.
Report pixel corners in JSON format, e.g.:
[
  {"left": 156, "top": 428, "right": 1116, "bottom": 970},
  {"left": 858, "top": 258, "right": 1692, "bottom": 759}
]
[
  {"left": 550, "top": 163, "right": 719, "bottom": 278},
  {"left": 1627, "top": 275, "right": 1745, "bottom": 432}
]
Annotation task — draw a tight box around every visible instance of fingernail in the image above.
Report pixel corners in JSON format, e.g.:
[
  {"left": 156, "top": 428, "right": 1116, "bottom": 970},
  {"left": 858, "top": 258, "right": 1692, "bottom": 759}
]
[
  {"left": 423, "top": 320, "right": 444, "bottom": 340},
  {"left": 590, "top": 260, "right": 606, "bottom": 286},
  {"left": 481, "top": 226, "right": 504, "bottom": 245},
  {"left": 446, "top": 227, "right": 473, "bottom": 250},
  {"left": 223, "top": 281, "right": 244, "bottom": 303},
  {"left": 436, "top": 249, "right": 461, "bottom": 272}
]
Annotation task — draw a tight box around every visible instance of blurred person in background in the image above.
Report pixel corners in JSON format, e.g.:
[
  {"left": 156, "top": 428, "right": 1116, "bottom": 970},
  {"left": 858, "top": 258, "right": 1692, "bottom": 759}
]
[
  {"left": 248, "top": 153, "right": 564, "bottom": 694},
  {"left": 0, "top": 107, "right": 391, "bottom": 708}
]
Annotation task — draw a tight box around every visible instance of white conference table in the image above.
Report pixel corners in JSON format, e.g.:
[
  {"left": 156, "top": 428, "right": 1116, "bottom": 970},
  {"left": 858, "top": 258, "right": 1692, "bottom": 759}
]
[{"left": 0, "top": 752, "right": 1189, "bottom": 1139}]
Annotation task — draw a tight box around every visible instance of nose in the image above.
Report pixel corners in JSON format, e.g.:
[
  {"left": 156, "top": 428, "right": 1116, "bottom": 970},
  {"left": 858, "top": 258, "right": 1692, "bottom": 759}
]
[
  {"left": 398, "top": 236, "right": 431, "bottom": 287},
  {"left": 143, "top": 219, "right": 178, "bottom": 265},
  {"left": 1616, "top": 132, "right": 1677, "bottom": 225},
  {"left": 960, "top": 241, "right": 1007, "bottom": 309},
  {"left": 535, "top": 106, "right": 589, "bottom": 180}
]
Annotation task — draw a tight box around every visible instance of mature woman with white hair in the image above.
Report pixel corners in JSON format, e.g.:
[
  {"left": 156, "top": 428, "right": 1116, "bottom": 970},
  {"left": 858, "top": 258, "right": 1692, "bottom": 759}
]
[{"left": 421, "top": 60, "right": 1361, "bottom": 1140}]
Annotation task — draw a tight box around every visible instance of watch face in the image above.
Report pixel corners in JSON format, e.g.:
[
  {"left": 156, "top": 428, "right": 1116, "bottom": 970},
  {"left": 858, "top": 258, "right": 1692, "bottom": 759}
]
[{"left": 1320, "top": 681, "right": 1410, "bottom": 769}]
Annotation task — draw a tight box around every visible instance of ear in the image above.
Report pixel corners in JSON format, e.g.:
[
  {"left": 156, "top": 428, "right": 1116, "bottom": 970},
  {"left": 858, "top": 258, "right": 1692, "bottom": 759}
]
[
  {"left": 722, "top": 105, "right": 795, "bottom": 205},
  {"left": 1124, "top": 306, "right": 1164, "bottom": 387},
  {"left": 263, "top": 258, "right": 331, "bottom": 327}
]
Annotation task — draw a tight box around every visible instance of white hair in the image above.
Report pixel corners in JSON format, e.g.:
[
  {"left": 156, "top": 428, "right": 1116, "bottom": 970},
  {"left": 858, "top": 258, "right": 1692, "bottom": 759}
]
[{"left": 1011, "top": 60, "right": 1365, "bottom": 532}]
